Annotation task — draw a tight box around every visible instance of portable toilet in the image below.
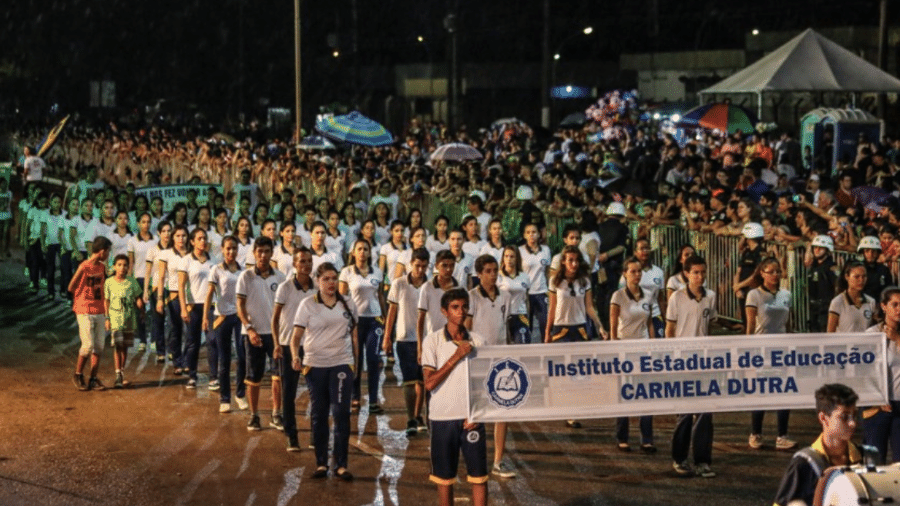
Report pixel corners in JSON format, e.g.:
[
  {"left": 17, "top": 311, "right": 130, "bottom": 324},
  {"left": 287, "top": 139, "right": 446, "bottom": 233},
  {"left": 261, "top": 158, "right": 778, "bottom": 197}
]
[{"left": 800, "top": 108, "right": 884, "bottom": 176}]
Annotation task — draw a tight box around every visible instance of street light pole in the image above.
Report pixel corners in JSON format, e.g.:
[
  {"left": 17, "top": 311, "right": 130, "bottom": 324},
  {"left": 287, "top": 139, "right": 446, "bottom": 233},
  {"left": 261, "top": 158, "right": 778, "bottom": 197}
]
[
  {"left": 540, "top": 0, "right": 550, "bottom": 128},
  {"left": 294, "top": 0, "right": 302, "bottom": 142},
  {"left": 550, "top": 27, "right": 592, "bottom": 127}
]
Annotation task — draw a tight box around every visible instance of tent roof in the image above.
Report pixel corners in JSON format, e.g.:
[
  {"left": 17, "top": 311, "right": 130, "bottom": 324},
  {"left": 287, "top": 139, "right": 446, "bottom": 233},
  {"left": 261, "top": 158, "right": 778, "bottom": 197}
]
[
  {"left": 801, "top": 107, "right": 880, "bottom": 124},
  {"left": 700, "top": 29, "right": 900, "bottom": 94}
]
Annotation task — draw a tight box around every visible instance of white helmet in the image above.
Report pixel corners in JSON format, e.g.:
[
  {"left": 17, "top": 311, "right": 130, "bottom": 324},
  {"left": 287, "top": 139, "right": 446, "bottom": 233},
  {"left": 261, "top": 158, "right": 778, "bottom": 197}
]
[
  {"left": 468, "top": 190, "right": 487, "bottom": 203},
  {"left": 606, "top": 202, "right": 626, "bottom": 217},
  {"left": 515, "top": 185, "right": 534, "bottom": 201},
  {"left": 811, "top": 235, "right": 834, "bottom": 252},
  {"left": 857, "top": 236, "right": 881, "bottom": 252},
  {"left": 742, "top": 222, "right": 764, "bottom": 239}
]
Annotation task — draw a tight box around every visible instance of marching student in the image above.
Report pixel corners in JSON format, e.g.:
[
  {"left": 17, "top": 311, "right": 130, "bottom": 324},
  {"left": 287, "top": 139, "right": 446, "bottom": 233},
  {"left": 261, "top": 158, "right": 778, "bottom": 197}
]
[
  {"left": 448, "top": 229, "right": 474, "bottom": 289},
  {"left": 426, "top": 215, "right": 451, "bottom": 258},
  {"left": 863, "top": 286, "right": 900, "bottom": 464},
  {"left": 497, "top": 245, "right": 531, "bottom": 344},
  {"left": 520, "top": 222, "right": 551, "bottom": 343},
  {"left": 339, "top": 239, "right": 386, "bottom": 413},
  {"left": 60, "top": 197, "right": 81, "bottom": 303},
  {"left": 745, "top": 257, "right": 797, "bottom": 451},
  {"left": 478, "top": 218, "right": 506, "bottom": 263},
  {"left": 207, "top": 208, "right": 231, "bottom": 262},
  {"left": 233, "top": 216, "right": 254, "bottom": 265},
  {"left": 145, "top": 221, "right": 172, "bottom": 363},
  {"left": 465, "top": 254, "right": 516, "bottom": 479},
  {"left": 105, "top": 254, "right": 143, "bottom": 389},
  {"left": 610, "top": 256, "right": 656, "bottom": 453},
  {"left": 290, "top": 262, "right": 359, "bottom": 481},
  {"left": 24, "top": 190, "right": 48, "bottom": 295},
  {"left": 204, "top": 236, "right": 248, "bottom": 413},
  {"left": 624, "top": 238, "right": 667, "bottom": 339},
  {"left": 244, "top": 218, "right": 278, "bottom": 269},
  {"left": 394, "top": 226, "right": 430, "bottom": 278},
  {"left": 384, "top": 247, "right": 430, "bottom": 435},
  {"left": 309, "top": 221, "right": 343, "bottom": 275},
  {"left": 70, "top": 236, "right": 112, "bottom": 391},
  {"left": 324, "top": 209, "right": 346, "bottom": 255},
  {"left": 39, "top": 193, "right": 66, "bottom": 302},
  {"left": 157, "top": 224, "right": 190, "bottom": 374},
  {"left": 236, "top": 236, "right": 286, "bottom": 431},
  {"left": 379, "top": 219, "right": 407, "bottom": 285},
  {"left": 666, "top": 254, "right": 717, "bottom": 478},
  {"left": 272, "top": 247, "right": 316, "bottom": 451},
  {"left": 549, "top": 224, "right": 584, "bottom": 279},
  {"left": 128, "top": 212, "right": 155, "bottom": 351},
  {"left": 827, "top": 261, "right": 876, "bottom": 333},
  {"left": 178, "top": 228, "right": 215, "bottom": 389},
  {"left": 417, "top": 250, "right": 461, "bottom": 360},
  {"left": 421, "top": 288, "right": 488, "bottom": 506},
  {"left": 665, "top": 244, "right": 697, "bottom": 299},
  {"left": 108, "top": 210, "right": 134, "bottom": 267},
  {"left": 273, "top": 222, "right": 298, "bottom": 277},
  {"left": 460, "top": 215, "right": 485, "bottom": 259}
]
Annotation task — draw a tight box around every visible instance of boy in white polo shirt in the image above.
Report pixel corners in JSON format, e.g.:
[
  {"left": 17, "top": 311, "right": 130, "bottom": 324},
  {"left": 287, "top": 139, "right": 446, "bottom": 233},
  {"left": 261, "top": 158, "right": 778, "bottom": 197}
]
[
  {"left": 384, "top": 247, "right": 430, "bottom": 436},
  {"left": 236, "top": 236, "right": 287, "bottom": 432},
  {"left": 417, "top": 250, "right": 460, "bottom": 361},
  {"left": 465, "top": 254, "right": 516, "bottom": 479},
  {"left": 448, "top": 230, "right": 474, "bottom": 289},
  {"left": 421, "top": 288, "right": 488, "bottom": 506},
  {"left": 665, "top": 254, "right": 717, "bottom": 478}
]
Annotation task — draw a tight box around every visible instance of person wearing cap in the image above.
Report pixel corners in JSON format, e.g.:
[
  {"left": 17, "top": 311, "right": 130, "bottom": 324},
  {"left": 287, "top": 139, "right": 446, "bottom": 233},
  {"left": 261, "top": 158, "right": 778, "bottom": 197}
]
[
  {"left": 858, "top": 236, "right": 892, "bottom": 301},
  {"left": 804, "top": 235, "right": 839, "bottom": 332},
  {"left": 732, "top": 222, "right": 767, "bottom": 332}
]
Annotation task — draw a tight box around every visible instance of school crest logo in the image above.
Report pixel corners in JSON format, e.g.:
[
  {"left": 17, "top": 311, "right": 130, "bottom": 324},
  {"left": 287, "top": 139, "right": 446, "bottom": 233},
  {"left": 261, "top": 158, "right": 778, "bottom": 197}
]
[
  {"left": 485, "top": 359, "right": 530, "bottom": 409},
  {"left": 466, "top": 430, "right": 480, "bottom": 443},
  {"left": 540, "top": 258, "right": 549, "bottom": 266},
  {"left": 270, "top": 282, "right": 279, "bottom": 292},
  {"left": 864, "top": 309, "right": 873, "bottom": 320},
  {"left": 641, "top": 302, "right": 652, "bottom": 312},
  {"left": 370, "top": 278, "right": 379, "bottom": 286}
]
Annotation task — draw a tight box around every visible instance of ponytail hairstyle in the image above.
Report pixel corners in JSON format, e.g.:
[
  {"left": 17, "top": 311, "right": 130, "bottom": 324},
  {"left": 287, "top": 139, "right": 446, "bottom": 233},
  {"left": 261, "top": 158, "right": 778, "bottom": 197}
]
[
  {"left": 837, "top": 260, "right": 866, "bottom": 293},
  {"left": 551, "top": 245, "right": 590, "bottom": 291},
  {"left": 316, "top": 262, "right": 356, "bottom": 333}
]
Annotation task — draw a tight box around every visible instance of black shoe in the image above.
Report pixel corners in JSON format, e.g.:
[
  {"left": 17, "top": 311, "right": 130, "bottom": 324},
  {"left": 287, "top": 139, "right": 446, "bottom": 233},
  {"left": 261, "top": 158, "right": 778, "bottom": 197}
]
[
  {"left": 247, "top": 415, "right": 261, "bottom": 432},
  {"left": 311, "top": 466, "right": 328, "bottom": 479},
  {"left": 641, "top": 444, "right": 657, "bottom": 454},
  {"left": 368, "top": 404, "right": 384, "bottom": 415},
  {"left": 617, "top": 442, "right": 632, "bottom": 452},
  {"left": 114, "top": 373, "right": 124, "bottom": 389},
  {"left": 335, "top": 468, "right": 353, "bottom": 481},
  {"left": 405, "top": 419, "right": 418, "bottom": 436},
  {"left": 88, "top": 377, "right": 106, "bottom": 391},
  {"left": 565, "top": 420, "right": 582, "bottom": 429},
  {"left": 416, "top": 416, "right": 428, "bottom": 433},
  {"left": 287, "top": 438, "right": 300, "bottom": 452},
  {"left": 271, "top": 414, "right": 284, "bottom": 431},
  {"left": 74, "top": 373, "right": 87, "bottom": 391}
]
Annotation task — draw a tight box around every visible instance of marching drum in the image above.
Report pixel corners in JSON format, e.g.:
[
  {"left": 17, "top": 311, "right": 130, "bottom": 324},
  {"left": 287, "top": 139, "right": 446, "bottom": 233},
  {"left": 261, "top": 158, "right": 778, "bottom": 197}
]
[{"left": 813, "top": 464, "right": 900, "bottom": 506}]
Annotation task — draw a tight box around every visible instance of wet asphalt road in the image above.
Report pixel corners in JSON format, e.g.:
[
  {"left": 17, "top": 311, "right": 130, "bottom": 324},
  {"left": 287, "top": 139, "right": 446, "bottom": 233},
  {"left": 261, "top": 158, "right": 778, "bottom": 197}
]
[{"left": 0, "top": 255, "right": 825, "bottom": 506}]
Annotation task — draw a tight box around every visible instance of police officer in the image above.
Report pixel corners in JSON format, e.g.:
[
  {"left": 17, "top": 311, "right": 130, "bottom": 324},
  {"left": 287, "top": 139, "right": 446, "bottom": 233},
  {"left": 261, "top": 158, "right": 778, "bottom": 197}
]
[
  {"left": 858, "top": 236, "right": 892, "bottom": 302},
  {"left": 805, "top": 235, "right": 838, "bottom": 332}
]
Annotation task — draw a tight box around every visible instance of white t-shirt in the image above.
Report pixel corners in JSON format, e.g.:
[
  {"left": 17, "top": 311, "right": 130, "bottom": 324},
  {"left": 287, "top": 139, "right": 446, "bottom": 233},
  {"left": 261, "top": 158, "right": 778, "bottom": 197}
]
[
  {"left": 549, "top": 276, "right": 590, "bottom": 326},
  {"left": 160, "top": 249, "right": 190, "bottom": 291},
  {"left": 177, "top": 253, "right": 214, "bottom": 305},
  {"left": 109, "top": 231, "right": 133, "bottom": 262},
  {"left": 866, "top": 323, "right": 900, "bottom": 401},
  {"left": 379, "top": 242, "right": 407, "bottom": 284},
  {"left": 338, "top": 221, "right": 361, "bottom": 253},
  {"left": 666, "top": 287, "right": 717, "bottom": 338},
  {"left": 294, "top": 294, "right": 358, "bottom": 368},
  {"left": 519, "top": 244, "right": 551, "bottom": 294},
  {"left": 325, "top": 230, "right": 346, "bottom": 256},
  {"left": 42, "top": 211, "right": 67, "bottom": 246},
  {"left": 387, "top": 274, "right": 424, "bottom": 343},
  {"left": 479, "top": 241, "right": 505, "bottom": 264},
  {"left": 338, "top": 265, "right": 383, "bottom": 317},
  {"left": 273, "top": 277, "right": 316, "bottom": 346},
  {"left": 462, "top": 240, "right": 486, "bottom": 259},
  {"left": 208, "top": 262, "right": 242, "bottom": 316},
  {"left": 76, "top": 216, "right": 97, "bottom": 251},
  {"left": 89, "top": 219, "right": 116, "bottom": 243},
  {"left": 619, "top": 264, "right": 666, "bottom": 317},
  {"left": 611, "top": 286, "right": 653, "bottom": 339},
  {"left": 235, "top": 268, "right": 287, "bottom": 335},
  {"left": 497, "top": 272, "right": 530, "bottom": 315},
  {"left": 421, "top": 327, "right": 483, "bottom": 421},
  {"left": 127, "top": 234, "right": 157, "bottom": 278},
  {"left": 828, "top": 292, "right": 876, "bottom": 333},
  {"left": 468, "top": 286, "right": 510, "bottom": 346},
  {"left": 452, "top": 252, "right": 474, "bottom": 288},
  {"left": 310, "top": 248, "right": 344, "bottom": 279},
  {"left": 24, "top": 155, "right": 45, "bottom": 182},
  {"left": 426, "top": 235, "right": 450, "bottom": 258}
]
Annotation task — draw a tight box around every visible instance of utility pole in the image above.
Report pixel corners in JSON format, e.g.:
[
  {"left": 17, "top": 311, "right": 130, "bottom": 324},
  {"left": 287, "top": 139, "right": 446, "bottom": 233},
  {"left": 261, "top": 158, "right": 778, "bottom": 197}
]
[{"left": 294, "top": 0, "right": 302, "bottom": 142}]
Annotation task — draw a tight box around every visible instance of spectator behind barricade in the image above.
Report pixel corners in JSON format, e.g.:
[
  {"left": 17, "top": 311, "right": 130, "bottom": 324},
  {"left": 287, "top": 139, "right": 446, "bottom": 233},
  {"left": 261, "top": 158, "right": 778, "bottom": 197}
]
[
  {"left": 858, "top": 236, "right": 892, "bottom": 302},
  {"left": 835, "top": 172, "right": 857, "bottom": 209},
  {"left": 774, "top": 131, "right": 801, "bottom": 175},
  {"left": 804, "top": 235, "right": 838, "bottom": 332}
]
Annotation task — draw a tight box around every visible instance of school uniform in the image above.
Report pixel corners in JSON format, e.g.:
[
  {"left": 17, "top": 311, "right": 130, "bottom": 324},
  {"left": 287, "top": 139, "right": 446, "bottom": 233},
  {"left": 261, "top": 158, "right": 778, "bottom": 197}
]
[
  {"left": 520, "top": 244, "right": 551, "bottom": 342},
  {"left": 863, "top": 323, "right": 900, "bottom": 464},
  {"left": 387, "top": 274, "right": 425, "bottom": 384},
  {"left": 379, "top": 242, "right": 407, "bottom": 285},
  {"left": 339, "top": 264, "right": 384, "bottom": 405},
  {"left": 42, "top": 210, "right": 67, "bottom": 297},
  {"left": 547, "top": 276, "right": 592, "bottom": 342},
  {"left": 611, "top": 285, "right": 654, "bottom": 446},
  {"left": 127, "top": 233, "right": 156, "bottom": 345},
  {"left": 208, "top": 261, "right": 245, "bottom": 404},
  {"left": 478, "top": 241, "right": 505, "bottom": 264},
  {"left": 145, "top": 244, "right": 168, "bottom": 357},
  {"left": 235, "top": 267, "right": 286, "bottom": 385},
  {"left": 452, "top": 252, "right": 475, "bottom": 289},
  {"left": 178, "top": 253, "right": 215, "bottom": 382},
  {"left": 746, "top": 286, "right": 793, "bottom": 440},
  {"left": 395, "top": 248, "right": 435, "bottom": 277},
  {"left": 338, "top": 221, "right": 361, "bottom": 254},
  {"left": 468, "top": 286, "right": 510, "bottom": 346},
  {"left": 310, "top": 247, "right": 343, "bottom": 279},
  {"left": 159, "top": 249, "right": 190, "bottom": 368},
  {"left": 325, "top": 230, "right": 346, "bottom": 256},
  {"left": 418, "top": 276, "right": 461, "bottom": 337},
  {"left": 462, "top": 239, "right": 485, "bottom": 260},
  {"left": 498, "top": 271, "right": 531, "bottom": 343},
  {"left": 619, "top": 264, "right": 665, "bottom": 336},
  {"left": 426, "top": 235, "right": 450, "bottom": 258},
  {"left": 274, "top": 276, "right": 316, "bottom": 444},
  {"left": 828, "top": 291, "right": 876, "bottom": 333}
]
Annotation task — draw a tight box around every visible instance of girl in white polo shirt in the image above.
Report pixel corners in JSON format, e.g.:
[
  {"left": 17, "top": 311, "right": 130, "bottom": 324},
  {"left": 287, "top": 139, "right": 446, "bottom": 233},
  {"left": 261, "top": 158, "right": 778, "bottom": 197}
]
[
  {"left": 520, "top": 223, "right": 552, "bottom": 343},
  {"left": 863, "top": 286, "right": 900, "bottom": 464},
  {"left": 394, "top": 226, "right": 430, "bottom": 278},
  {"left": 157, "top": 224, "right": 190, "bottom": 374},
  {"left": 340, "top": 239, "right": 386, "bottom": 413},
  {"left": 745, "top": 257, "right": 797, "bottom": 451},
  {"left": 497, "top": 245, "right": 531, "bottom": 344},
  {"left": 233, "top": 216, "right": 254, "bottom": 265},
  {"left": 426, "top": 215, "right": 451, "bottom": 258},
  {"left": 39, "top": 193, "right": 66, "bottom": 301},
  {"left": 827, "top": 261, "right": 875, "bottom": 333},
  {"left": 325, "top": 209, "right": 347, "bottom": 255},
  {"left": 479, "top": 218, "right": 506, "bottom": 263},
  {"left": 611, "top": 256, "right": 656, "bottom": 452},
  {"left": 379, "top": 220, "right": 407, "bottom": 286},
  {"left": 128, "top": 212, "right": 156, "bottom": 351},
  {"left": 291, "top": 262, "right": 359, "bottom": 481},
  {"left": 460, "top": 215, "right": 485, "bottom": 259},
  {"left": 145, "top": 221, "right": 171, "bottom": 363},
  {"left": 178, "top": 228, "right": 215, "bottom": 389},
  {"left": 273, "top": 222, "right": 298, "bottom": 277}
]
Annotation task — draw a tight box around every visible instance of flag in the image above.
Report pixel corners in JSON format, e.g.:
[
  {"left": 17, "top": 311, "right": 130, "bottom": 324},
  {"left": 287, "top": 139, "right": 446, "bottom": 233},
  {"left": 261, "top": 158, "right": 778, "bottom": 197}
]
[{"left": 35, "top": 115, "right": 70, "bottom": 157}]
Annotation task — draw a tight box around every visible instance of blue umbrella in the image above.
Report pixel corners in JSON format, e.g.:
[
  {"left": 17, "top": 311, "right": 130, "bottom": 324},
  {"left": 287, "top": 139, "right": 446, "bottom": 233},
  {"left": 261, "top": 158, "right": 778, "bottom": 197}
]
[
  {"left": 315, "top": 111, "right": 393, "bottom": 147},
  {"left": 296, "top": 135, "right": 336, "bottom": 150}
]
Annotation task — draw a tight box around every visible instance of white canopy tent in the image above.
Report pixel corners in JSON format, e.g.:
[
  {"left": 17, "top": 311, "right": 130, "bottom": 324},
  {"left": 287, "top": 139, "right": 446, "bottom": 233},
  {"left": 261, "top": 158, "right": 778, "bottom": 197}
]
[{"left": 699, "top": 29, "right": 900, "bottom": 119}]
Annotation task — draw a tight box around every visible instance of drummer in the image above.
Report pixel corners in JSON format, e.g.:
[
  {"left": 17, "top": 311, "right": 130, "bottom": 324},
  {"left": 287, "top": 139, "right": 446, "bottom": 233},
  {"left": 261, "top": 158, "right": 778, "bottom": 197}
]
[{"left": 772, "top": 383, "right": 861, "bottom": 506}]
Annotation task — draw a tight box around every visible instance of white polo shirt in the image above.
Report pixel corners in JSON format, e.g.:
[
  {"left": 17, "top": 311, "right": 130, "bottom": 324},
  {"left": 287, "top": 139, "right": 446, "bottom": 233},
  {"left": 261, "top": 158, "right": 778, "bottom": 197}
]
[
  {"left": 479, "top": 241, "right": 505, "bottom": 264},
  {"left": 325, "top": 230, "right": 347, "bottom": 256},
  {"left": 311, "top": 247, "right": 344, "bottom": 278},
  {"left": 619, "top": 264, "right": 666, "bottom": 317},
  {"left": 208, "top": 262, "right": 242, "bottom": 316},
  {"left": 396, "top": 248, "right": 434, "bottom": 276},
  {"left": 497, "top": 271, "right": 530, "bottom": 315},
  {"left": 128, "top": 234, "right": 156, "bottom": 279},
  {"left": 274, "top": 277, "right": 316, "bottom": 346},
  {"left": 338, "top": 221, "right": 360, "bottom": 253},
  {"left": 452, "top": 252, "right": 474, "bottom": 288},
  {"left": 272, "top": 245, "right": 295, "bottom": 279},
  {"left": 379, "top": 242, "right": 407, "bottom": 283},
  {"left": 160, "top": 249, "right": 190, "bottom": 292},
  {"left": 76, "top": 215, "right": 96, "bottom": 251},
  {"left": 468, "top": 286, "right": 510, "bottom": 346},
  {"left": 89, "top": 219, "right": 116, "bottom": 243},
  {"left": 177, "top": 253, "right": 214, "bottom": 305},
  {"left": 207, "top": 229, "right": 226, "bottom": 262},
  {"left": 421, "top": 327, "right": 483, "bottom": 421},
  {"left": 418, "top": 276, "right": 460, "bottom": 336},
  {"left": 746, "top": 286, "right": 791, "bottom": 334},
  {"left": 828, "top": 292, "right": 876, "bottom": 333},
  {"left": 462, "top": 239, "right": 486, "bottom": 259},
  {"left": 236, "top": 267, "right": 286, "bottom": 335},
  {"left": 666, "top": 287, "right": 717, "bottom": 337},
  {"left": 236, "top": 239, "right": 253, "bottom": 267},
  {"left": 41, "top": 211, "right": 67, "bottom": 246},
  {"left": 611, "top": 286, "right": 653, "bottom": 339},
  {"left": 339, "top": 265, "right": 383, "bottom": 317},
  {"left": 519, "top": 244, "right": 551, "bottom": 294},
  {"left": 109, "top": 231, "right": 133, "bottom": 262},
  {"left": 294, "top": 293, "right": 358, "bottom": 368},
  {"left": 374, "top": 224, "right": 391, "bottom": 246},
  {"left": 426, "top": 235, "right": 450, "bottom": 258},
  {"left": 549, "top": 276, "right": 590, "bottom": 326},
  {"left": 387, "top": 274, "right": 425, "bottom": 343}
]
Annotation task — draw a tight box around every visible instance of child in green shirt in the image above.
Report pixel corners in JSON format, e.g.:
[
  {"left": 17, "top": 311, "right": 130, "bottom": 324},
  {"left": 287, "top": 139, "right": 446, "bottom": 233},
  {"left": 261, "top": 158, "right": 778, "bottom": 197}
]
[{"left": 105, "top": 254, "right": 143, "bottom": 388}]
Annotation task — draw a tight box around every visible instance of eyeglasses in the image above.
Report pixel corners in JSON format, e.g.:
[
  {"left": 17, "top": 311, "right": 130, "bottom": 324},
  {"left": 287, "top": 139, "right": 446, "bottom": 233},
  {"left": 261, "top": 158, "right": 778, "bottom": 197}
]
[{"left": 762, "top": 270, "right": 781, "bottom": 275}]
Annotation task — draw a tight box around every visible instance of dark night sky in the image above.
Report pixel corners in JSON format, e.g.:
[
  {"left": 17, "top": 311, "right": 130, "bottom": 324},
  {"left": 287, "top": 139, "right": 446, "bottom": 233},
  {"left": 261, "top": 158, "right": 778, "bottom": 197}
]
[{"left": 0, "top": 0, "right": 886, "bottom": 118}]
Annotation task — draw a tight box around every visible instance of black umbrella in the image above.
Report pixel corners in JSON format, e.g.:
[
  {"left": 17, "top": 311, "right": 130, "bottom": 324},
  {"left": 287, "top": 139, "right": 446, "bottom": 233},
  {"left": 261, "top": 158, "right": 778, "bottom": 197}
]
[{"left": 559, "top": 112, "right": 587, "bottom": 128}]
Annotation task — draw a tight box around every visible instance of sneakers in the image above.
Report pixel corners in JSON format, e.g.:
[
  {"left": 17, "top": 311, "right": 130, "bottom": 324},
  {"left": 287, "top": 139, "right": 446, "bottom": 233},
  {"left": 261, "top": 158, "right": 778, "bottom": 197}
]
[
  {"left": 748, "top": 433, "right": 763, "bottom": 449},
  {"left": 492, "top": 462, "right": 517, "bottom": 479},
  {"left": 186, "top": 379, "right": 197, "bottom": 389},
  {"left": 88, "top": 377, "right": 106, "bottom": 391},
  {"left": 235, "top": 396, "right": 249, "bottom": 411},
  {"left": 405, "top": 419, "right": 418, "bottom": 436},
  {"left": 416, "top": 416, "right": 428, "bottom": 433},
  {"left": 247, "top": 415, "right": 261, "bottom": 431},
  {"left": 73, "top": 373, "right": 87, "bottom": 391},
  {"left": 137, "top": 343, "right": 147, "bottom": 352},
  {"left": 114, "top": 372, "right": 124, "bottom": 389},
  {"left": 673, "top": 460, "right": 692, "bottom": 475},
  {"left": 208, "top": 379, "right": 220, "bottom": 391},
  {"left": 287, "top": 438, "right": 301, "bottom": 453},
  {"left": 695, "top": 463, "right": 716, "bottom": 478},
  {"left": 271, "top": 414, "right": 284, "bottom": 431},
  {"left": 368, "top": 404, "right": 384, "bottom": 415},
  {"left": 219, "top": 403, "right": 231, "bottom": 414},
  {"left": 640, "top": 444, "right": 658, "bottom": 454},
  {"left": 156, "top": 355, "right": 165, "bottom": 364},
  {"left": 776, "top": 436, "right": 798, "bottom": 450}
]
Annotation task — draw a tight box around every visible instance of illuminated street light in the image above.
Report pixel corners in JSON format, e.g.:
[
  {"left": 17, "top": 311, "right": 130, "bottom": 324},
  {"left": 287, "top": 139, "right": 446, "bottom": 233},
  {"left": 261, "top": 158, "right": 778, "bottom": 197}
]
[
  {"left": 583, "top": 26, "right": 593, "bottom": 35},
  {"left": 752, "top": 29, "right": 760, "bottom": 35},
  {"left": 553, "top": 53, "right": 560, "bottom": 60},
  {"left": 333, "top": 50, "right": 340, "bottom": 57},
  {"left": 417, "top": 35, "right": 424, "bottom": 42}
]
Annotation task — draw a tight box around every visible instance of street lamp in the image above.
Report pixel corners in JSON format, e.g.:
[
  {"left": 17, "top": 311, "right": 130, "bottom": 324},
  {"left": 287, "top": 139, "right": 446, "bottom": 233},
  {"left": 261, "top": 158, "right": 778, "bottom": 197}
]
[{"left": 550, "top": 26, "right": 593, "bottom": 125}]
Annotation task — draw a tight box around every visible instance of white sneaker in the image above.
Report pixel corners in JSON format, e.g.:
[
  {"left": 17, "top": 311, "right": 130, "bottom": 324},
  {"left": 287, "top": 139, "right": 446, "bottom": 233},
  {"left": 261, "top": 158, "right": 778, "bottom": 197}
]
[
  {"left": 219, "top": 403, "right": 231, "bottom": 413},
  {"left": 492, "top": 462, "right": 517, "bottom": 479},
  {"left": 694, "top": 463, "right": 716, "bottom": 478},
  {"left": 776, "top": 436, "right": 798, "bottom": 450},
  {"left": 748, "top": 433, "right": 763, "bottom": 449},
  {"left": 235, "top": 396, "right": 249, "bottom": 411}
]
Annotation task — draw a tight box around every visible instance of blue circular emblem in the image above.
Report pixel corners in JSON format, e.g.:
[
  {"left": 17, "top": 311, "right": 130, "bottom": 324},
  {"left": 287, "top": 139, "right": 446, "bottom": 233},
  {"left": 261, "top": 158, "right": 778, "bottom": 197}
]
[
  {"left": 485, "top": 358, "right": 530, "bottom": 409},
  {"left": 370, "top": 278, "right": 379, "bottom": 286}
]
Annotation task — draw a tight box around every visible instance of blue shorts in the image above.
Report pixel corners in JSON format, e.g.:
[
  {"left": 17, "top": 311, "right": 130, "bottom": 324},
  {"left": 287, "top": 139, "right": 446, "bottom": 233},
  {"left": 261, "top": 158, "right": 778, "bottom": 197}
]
[
  {"left": 396, "top": 341, "right": 422, "bottom": 384},
  {"left": 244, "top": 333, "right": 275, "bottom": 385},
  {"left": 548, "top": 324, "right": 589, "bottom": 343},
  {"left": 507, "top": 314, "right": 530, "bottom": 344},
  {"left": 429, "top": 419, "right": 488, "bottom": 485}
]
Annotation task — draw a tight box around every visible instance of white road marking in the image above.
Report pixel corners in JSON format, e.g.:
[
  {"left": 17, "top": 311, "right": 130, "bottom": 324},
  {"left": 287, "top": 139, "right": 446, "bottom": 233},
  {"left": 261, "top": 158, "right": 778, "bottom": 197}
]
[
  {"left": 244, "top": 490, "right": 257, "bottom": 506},
  {"left": 503, "top": 430, "right": 557, "bottom": 506},
  {"left": 276, "top": 467, "right": 303, "bottom": 506},
  {"left": 173, "top": 458, "right": 220, "bottom": 506},
  {"left": 236, "top": 435, "right": 261, "bottom": 478}
]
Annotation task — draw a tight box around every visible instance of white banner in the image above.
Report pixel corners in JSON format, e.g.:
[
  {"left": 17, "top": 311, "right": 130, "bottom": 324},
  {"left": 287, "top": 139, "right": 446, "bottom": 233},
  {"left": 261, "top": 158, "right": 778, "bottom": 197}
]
[
  {"left": 134, "top": 184, "right": 222, "bottom": 213},
  {"left": 466, "top": 333, "right": 888, "bottom": 423}
]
